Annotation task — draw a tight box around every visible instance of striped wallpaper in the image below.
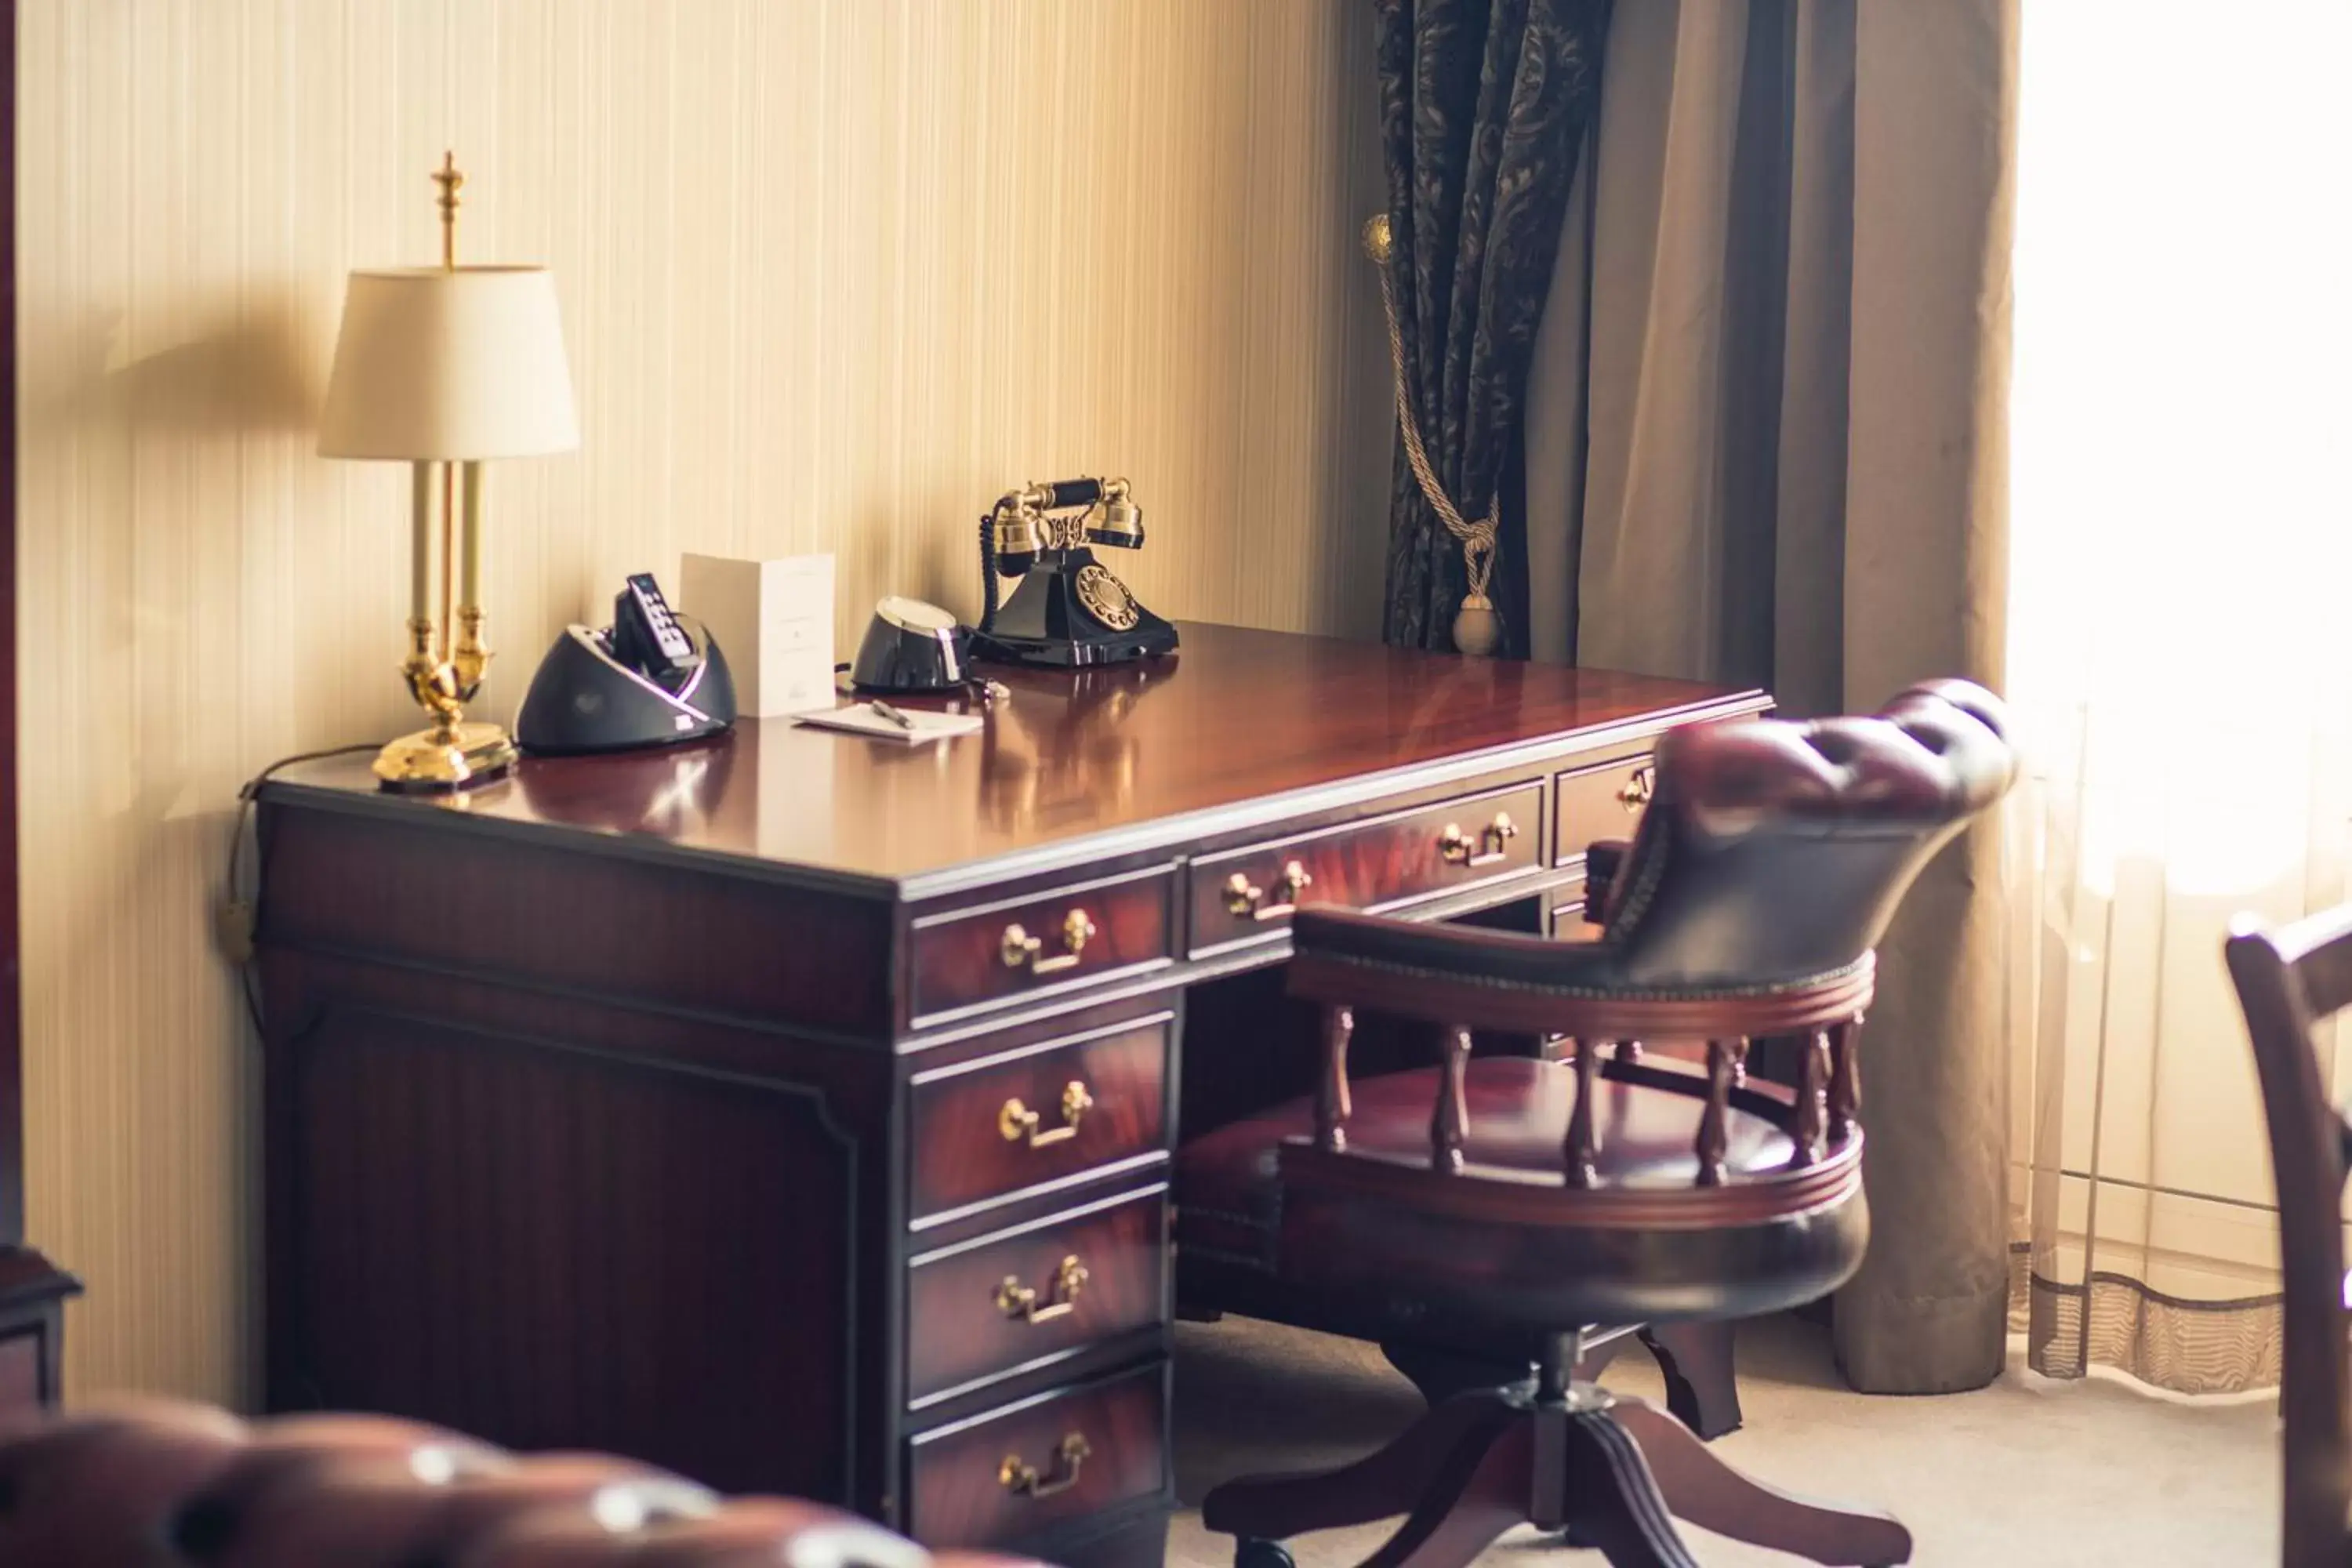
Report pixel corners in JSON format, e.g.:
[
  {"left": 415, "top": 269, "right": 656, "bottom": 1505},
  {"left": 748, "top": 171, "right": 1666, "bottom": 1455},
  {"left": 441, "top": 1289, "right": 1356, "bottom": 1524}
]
[{"left": 16, "top": 0, "right": 1392, "bottom": 1403}]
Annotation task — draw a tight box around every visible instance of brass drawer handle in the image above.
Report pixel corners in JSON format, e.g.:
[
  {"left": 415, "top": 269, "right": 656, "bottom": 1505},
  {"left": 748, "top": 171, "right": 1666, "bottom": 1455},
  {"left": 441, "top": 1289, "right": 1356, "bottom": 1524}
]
[
  {"left": 1617, "top": 765, "right": 1657, "bottom": 812},
  {"left": 1000, "top": 908, "right": 1098, "bottom": 975},
  {"left": 998, "top": 1080, "right": 1094, "bottom": 1148},
  {"left": 1000, "top": 1432, "right": 1092, "bottom": 1498},
  {"left": 1223, "top": 859, "right": 1313, "bottom": 922},
  {"left": 1439, "top": 811, "right": 1519, "bottom": 869},
  {"left": 994, "top": 1254, "right": 1090, "bottom": 1324}
]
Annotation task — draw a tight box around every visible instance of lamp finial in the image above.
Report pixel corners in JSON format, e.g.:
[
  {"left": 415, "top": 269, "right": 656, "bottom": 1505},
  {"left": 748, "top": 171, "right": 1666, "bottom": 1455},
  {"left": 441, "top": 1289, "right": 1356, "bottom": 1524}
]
[{"left": 433, "top": 151, "right": 464, "bottom": 270}]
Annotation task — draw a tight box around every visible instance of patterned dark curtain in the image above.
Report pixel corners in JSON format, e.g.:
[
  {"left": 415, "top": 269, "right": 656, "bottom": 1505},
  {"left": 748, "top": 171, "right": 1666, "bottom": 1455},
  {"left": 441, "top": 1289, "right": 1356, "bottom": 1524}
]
[{"left": 1377, "top": 0, "right": 1609, "bottom": 655}]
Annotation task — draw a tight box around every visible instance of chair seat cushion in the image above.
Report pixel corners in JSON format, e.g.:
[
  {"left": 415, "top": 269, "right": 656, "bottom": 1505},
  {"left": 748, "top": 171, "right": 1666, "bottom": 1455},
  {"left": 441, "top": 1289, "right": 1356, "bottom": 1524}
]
[{"left": 1177, "top": 1056, "right": 1864, "bottom": 1334}]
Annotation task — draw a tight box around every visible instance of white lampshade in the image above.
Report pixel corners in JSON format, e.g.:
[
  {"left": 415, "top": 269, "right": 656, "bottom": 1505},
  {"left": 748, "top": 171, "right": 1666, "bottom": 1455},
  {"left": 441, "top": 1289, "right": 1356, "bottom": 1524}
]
[{"left": 318, "top": 266, "right": 579, "bottom": 459}]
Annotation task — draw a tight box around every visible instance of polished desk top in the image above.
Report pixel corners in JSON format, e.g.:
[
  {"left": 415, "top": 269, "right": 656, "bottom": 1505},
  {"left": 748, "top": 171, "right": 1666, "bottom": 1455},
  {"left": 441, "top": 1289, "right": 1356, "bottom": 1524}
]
[{"left": 267, "top": 622, "right": 1759, "bottom": 895}]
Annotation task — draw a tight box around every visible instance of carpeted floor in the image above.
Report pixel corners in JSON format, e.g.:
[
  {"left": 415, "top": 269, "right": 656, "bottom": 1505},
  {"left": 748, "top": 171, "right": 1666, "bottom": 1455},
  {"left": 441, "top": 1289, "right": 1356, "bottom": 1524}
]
[{"left": 1167, "top": 1313, "right": 2277, "bottom": 1567}]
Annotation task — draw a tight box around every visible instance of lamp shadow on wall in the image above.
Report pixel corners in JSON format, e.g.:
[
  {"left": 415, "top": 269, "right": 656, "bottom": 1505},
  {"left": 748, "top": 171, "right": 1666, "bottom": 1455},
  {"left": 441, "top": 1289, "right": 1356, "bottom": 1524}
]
[{"left": 27, "top": 307, "right": 319, "bottom": 437}]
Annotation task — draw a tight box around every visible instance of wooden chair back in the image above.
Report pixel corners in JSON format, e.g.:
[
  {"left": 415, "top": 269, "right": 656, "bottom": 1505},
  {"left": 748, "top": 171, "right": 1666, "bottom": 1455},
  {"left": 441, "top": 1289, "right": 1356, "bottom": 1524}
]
[{"left": 2225, "top": 906, "right": 2352, "bottom": 1568}]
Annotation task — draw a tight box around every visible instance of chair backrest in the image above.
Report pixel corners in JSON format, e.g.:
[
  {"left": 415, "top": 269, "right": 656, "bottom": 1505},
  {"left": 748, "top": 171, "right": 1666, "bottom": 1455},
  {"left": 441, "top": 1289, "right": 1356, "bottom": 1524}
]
[
  {"left": 1599, "top": 679, "right": 2017, "bottom": 990},
  {"left": 2225, "top": 907, "right": 2352, "bottom": 1568}
]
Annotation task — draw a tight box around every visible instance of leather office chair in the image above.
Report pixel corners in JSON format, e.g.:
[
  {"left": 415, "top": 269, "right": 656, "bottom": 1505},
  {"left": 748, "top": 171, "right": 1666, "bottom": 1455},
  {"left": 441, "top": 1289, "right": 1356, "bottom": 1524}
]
[
  {"left": 1177, "top": 681, "right": 2016, "bottom": 1568},
  {"left": 0, "top": 1397, "right": 1042, "bottom": 1568},
  {"left": 2226, "top": 906, "right": 2352, "bottom": 1568}
]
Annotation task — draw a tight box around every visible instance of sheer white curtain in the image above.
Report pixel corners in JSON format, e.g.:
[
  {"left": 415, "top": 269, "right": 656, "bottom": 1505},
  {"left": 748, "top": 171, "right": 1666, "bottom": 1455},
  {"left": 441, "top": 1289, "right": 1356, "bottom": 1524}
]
[{"left": 2007, "top": 3, "right": 2352, "bottom": 1390}]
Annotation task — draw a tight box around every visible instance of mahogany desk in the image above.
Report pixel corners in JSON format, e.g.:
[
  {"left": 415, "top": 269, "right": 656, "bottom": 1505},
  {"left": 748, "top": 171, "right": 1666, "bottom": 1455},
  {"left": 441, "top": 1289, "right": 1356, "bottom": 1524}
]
[{"left": 254, "top": 622, "right": 1764, "bottom": 1566}]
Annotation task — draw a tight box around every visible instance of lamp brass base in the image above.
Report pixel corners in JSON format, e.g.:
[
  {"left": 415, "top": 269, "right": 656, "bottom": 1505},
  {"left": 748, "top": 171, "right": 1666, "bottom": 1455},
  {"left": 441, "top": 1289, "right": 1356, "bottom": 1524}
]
[{"left": 373, "top": 720, "right": 519, "bottom": 793}]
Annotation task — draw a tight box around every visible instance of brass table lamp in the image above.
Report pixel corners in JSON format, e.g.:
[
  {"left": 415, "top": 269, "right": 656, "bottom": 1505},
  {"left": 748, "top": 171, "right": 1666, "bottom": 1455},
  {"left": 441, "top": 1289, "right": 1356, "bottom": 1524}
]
[{"left": 318, "top": 154, "right": 579, "bottom": 791}]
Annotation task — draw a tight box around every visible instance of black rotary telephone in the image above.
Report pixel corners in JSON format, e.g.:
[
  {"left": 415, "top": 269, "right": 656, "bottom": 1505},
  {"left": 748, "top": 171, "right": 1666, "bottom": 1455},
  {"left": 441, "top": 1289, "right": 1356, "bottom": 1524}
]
[{"left": 973, "top": 476, "right": 1178, "bottom": 667}]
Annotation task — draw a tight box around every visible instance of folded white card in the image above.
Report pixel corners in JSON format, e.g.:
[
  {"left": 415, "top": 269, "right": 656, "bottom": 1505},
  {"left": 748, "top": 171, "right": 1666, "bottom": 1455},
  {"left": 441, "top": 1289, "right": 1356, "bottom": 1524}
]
[
  {"left": 792, "top": 702, "right": 983, "bottom": 746},
  {"left": 680, "top": 553, "right": 837, "bottom": 717}
]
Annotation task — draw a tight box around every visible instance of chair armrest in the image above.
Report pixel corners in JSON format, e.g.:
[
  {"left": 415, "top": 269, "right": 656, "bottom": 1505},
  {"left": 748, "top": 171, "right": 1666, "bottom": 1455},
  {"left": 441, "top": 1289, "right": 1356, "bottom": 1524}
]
[
  {"left": 1285, "top": 906, "right": 1873, "bottom": 1039},
  {"left": 1581, "top": 838, "right": 1631, "bottom": 926},
  {"left": 1287, "top": 907, "right": 1617, "bottom": 995}
]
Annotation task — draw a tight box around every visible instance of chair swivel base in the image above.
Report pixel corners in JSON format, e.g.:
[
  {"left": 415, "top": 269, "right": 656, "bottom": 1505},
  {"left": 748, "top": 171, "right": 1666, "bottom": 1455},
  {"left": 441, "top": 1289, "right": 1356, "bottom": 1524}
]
[
  {"left": 1202, "top": 1378, "right": 1910, "bottom": 1568},
  {"left": 1382, "top": 1319, "right": 1745, "bottom": 1443}
]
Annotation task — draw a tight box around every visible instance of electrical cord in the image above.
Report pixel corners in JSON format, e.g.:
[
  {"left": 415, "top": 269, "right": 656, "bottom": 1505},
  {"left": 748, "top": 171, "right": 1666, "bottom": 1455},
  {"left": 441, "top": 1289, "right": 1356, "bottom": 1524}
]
[
  {"left": 220, "top": 742, "right": 384, "bottom": 1034},
  {"left": 978, "top": 508, "right": 1000, "bottom": 632}
]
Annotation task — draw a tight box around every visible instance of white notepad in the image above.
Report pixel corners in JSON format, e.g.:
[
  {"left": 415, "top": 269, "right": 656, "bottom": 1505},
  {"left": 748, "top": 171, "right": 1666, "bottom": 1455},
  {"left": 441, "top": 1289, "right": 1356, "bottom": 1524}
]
[{"left": 792, "top": 702, "right": 984, "bottom": 745}]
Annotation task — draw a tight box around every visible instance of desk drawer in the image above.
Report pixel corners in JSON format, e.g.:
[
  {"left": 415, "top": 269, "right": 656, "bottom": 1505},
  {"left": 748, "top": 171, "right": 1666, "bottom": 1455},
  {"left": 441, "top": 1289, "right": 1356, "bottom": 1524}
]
[
  {"left": 906, "top": 1186, "right": 1167, "bottom": 1408},
  {"left": 906, "top": 1360, "right": 1167, "bottom": 1550},
  {"left": 909, "top": 1011, "right": 1172, "bottom": 1221},
  {"left": 1554, "top": 752, "right": 1653, "bottom": 866},
  {"left": 910, "top": 868, "right": 1174, "bottom": 1025},
  {"left": 1188, "top": 782, "right": 1544, "bottom": 956},
  {"left": 1548, "top": 880, "right": 1603, "bottom": 942}
]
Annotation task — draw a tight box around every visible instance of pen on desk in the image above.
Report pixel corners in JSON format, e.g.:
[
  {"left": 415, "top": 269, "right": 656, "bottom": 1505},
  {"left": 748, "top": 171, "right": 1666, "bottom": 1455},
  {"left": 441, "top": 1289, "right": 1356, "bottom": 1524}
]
[{"left": 867, "top": 699, "right": 918, "bottom": 731}]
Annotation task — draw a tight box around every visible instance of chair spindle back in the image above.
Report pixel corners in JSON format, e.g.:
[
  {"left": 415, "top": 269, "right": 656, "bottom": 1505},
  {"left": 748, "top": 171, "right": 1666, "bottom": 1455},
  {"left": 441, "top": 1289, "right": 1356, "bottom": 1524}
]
[
  {"left": 1290, "top": 681, "right": 2016, "bottom": 1200},
  {"left": 2225, "top": 907, "right": 2352, "bottom": 1568}
]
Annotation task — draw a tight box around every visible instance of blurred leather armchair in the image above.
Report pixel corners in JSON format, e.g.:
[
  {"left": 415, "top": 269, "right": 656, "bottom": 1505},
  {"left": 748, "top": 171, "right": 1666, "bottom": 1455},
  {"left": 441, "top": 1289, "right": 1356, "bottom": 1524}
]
[{"left": 0, "top": 1398, "right": 1047, "bottom": 1568}]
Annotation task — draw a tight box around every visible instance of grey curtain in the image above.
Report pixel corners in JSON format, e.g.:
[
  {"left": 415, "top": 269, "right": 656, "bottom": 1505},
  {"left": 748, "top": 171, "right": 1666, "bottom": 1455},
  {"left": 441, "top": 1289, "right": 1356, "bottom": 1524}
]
[
  {"left": 1522, "top": 0, "right": 2019, "bottom": 1392},
  {"left": 1375, "top": 0, "right": 1610, "bottom": 655}
]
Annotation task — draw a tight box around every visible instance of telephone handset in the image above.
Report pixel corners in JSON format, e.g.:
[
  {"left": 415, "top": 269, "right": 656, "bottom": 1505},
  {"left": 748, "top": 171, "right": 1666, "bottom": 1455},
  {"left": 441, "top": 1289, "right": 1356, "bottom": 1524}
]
[
  {"left": 972, "top": 476, "right": 1178, "bottom": 668},
  {"left": 611, "top": 572, "right": 699, "bottom": 680}
]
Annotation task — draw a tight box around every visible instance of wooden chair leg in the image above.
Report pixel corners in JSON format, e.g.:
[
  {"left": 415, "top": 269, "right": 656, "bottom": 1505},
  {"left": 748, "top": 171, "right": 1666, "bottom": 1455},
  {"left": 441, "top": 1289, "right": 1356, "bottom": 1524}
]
[
  {"left": 1610, "top": 1394, "right": 1912, "bottom": 1566},
  {"left": 1201, "top": 1392, "right": 1519, "bottom": 1542},
  {"left": 1354, "top": 1416, "right": 1533, "bottom": 1568},
  {"left": 1555, "top": 1406, "right": 1701, "bottom": 1568},
  {"left": 1203, "top": 1393, "right": 1734, "bottom": 1568},
  {"left": 1639, "top": 1320, "right": 1744, "bottom": 1439}
]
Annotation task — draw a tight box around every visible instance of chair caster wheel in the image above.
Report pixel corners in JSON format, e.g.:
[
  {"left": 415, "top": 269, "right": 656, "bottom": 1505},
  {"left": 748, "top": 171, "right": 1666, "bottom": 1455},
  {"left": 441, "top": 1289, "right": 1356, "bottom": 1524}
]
[{"left": 1235, "top": 1537, "right": 1295, "bottom": 1568}]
